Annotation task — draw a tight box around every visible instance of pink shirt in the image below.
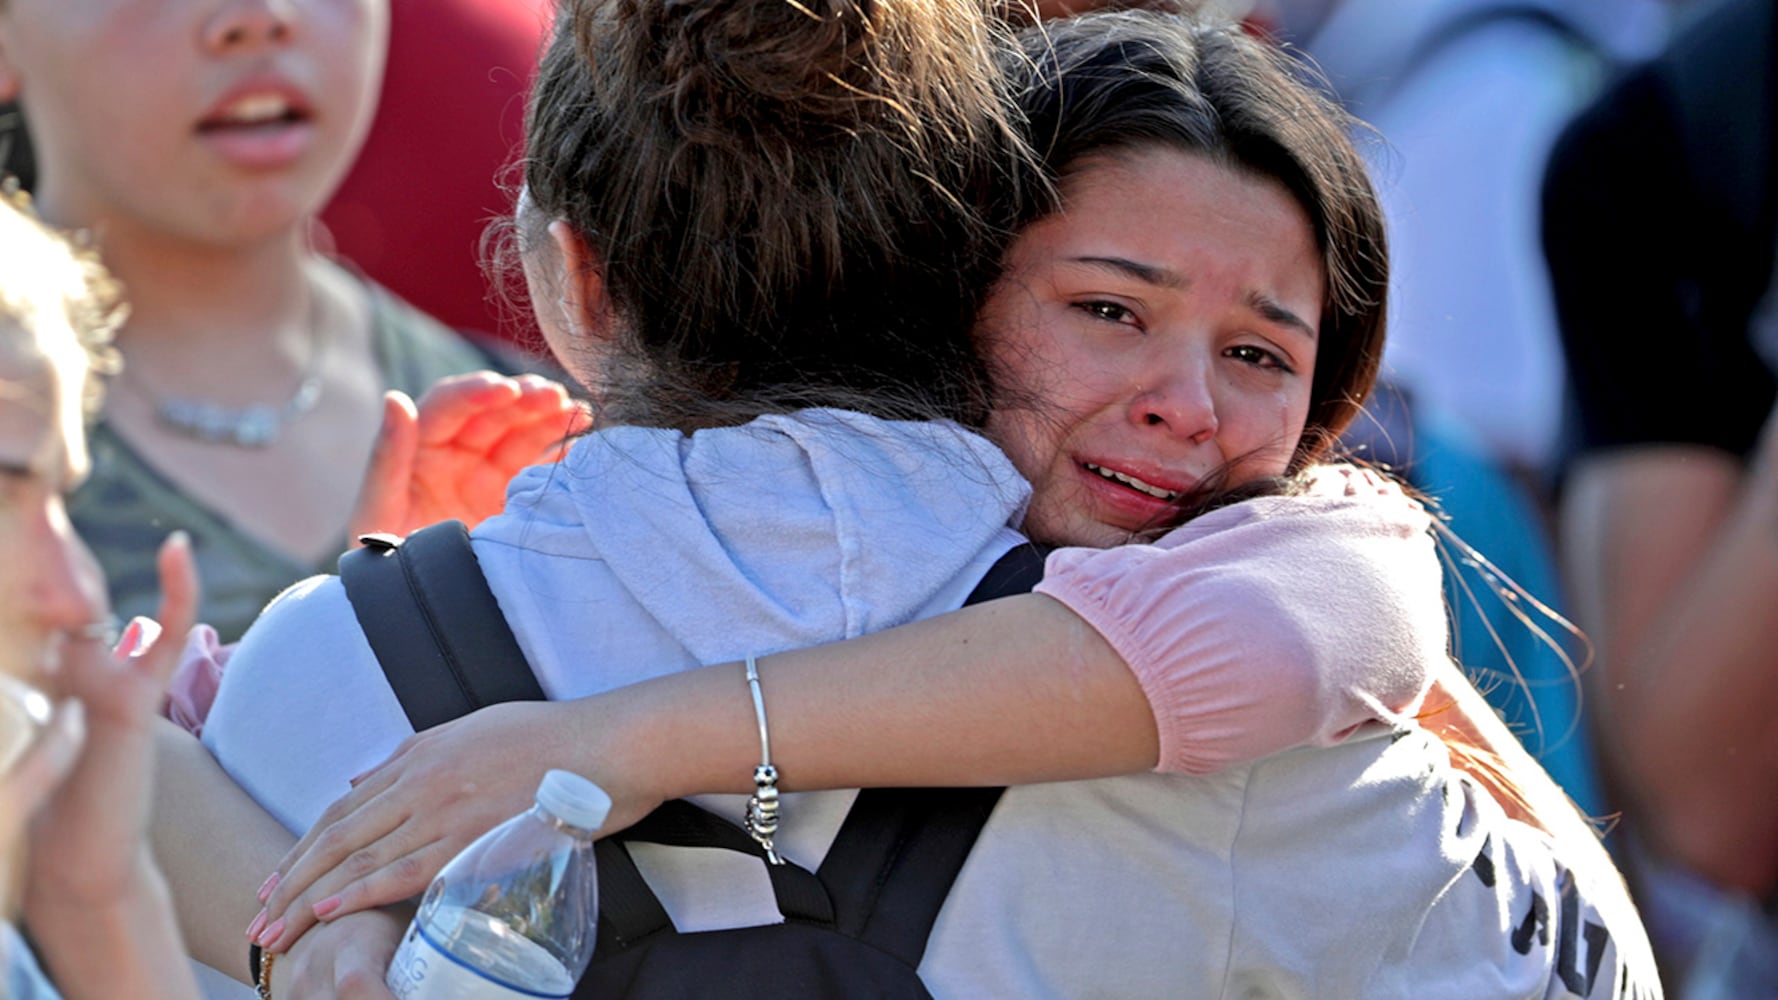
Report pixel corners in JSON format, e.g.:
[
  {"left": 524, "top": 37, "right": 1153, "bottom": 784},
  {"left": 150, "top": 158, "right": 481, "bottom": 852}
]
[{"left": 1033, "top": 464, "right": 1444, "bottom": 774}]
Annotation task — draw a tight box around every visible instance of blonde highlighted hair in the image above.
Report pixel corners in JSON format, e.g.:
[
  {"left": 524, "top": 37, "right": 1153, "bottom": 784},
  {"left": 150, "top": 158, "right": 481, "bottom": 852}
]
[{"left": 0, "top": 182, "right": 123, "bottom": 417}]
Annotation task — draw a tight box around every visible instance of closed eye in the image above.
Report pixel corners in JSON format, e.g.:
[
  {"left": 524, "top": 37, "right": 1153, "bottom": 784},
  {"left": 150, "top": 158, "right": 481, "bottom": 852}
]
[{"left": 1225, "top": 343, "right": 1293, "bottom": 373}]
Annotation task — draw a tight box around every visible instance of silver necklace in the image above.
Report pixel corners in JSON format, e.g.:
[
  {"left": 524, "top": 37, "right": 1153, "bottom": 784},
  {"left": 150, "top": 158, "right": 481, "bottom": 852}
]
[{"left": 131, "top": 294, "right": 327, "bottom": 449}]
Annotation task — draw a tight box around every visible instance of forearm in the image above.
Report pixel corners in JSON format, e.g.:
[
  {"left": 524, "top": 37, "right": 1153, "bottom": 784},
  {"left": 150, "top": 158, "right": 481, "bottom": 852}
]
[
  {"left": 607, "top": 594, "right": 1158, "bottom": 800},
  {"left": 27, "top": 852, "right": 201, "bottom": 1000},
  {"left": 150, "top": 719, "right": 295, "bottom": 980},
  {"left": 1565, "top": 449, "right": 1778, "bottom": 891},
  {"left": 1615, "top": 492, "right": 1778, "bottom": 888}
]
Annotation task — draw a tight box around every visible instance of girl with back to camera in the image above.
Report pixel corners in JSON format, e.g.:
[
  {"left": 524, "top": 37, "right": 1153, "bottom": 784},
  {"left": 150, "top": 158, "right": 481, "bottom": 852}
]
[
  {"left": 159, "top": 5, "right": 1655, "bottom": 998},
  {"left": 0, "top": 0, "right": 585, "bottom": 644}
]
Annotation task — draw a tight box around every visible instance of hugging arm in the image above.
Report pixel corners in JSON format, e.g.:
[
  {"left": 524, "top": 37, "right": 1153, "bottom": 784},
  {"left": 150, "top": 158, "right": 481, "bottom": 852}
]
[
  {"left": 257, "top": 470, "right": 1444, "bottom": 951},
  {"left": 255, "top": 590, "right": 1149, "bottom": 955}
]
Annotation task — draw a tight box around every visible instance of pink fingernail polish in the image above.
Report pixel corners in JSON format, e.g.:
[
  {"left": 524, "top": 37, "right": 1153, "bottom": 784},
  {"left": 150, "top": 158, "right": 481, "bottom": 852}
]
[
  {"left": 246, "top": 908, "right": 267, "bottom": 941},
  {"left": 115, "top": 620, "right": 143, "bottom": 659},
  {"left": 257, "top": 917, "right": 286, "bottom": 947},
  {"left": 312, "top": 895, "right": 343, "bottom": 920},
  {"left": 257, "top": 872, "right": 280, "bottom": 903}
]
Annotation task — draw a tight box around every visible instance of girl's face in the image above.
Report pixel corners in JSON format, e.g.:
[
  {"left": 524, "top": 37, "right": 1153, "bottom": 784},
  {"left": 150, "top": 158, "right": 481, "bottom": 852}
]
[
  {"left": 982, "top": 147, "right": 1323, "bottom": 548},
  {"left": 0, "top": 332, "right": 106, "bottom": 689},
  {"left": 0, "top": 0, "right": 388, "bottom": 246}
]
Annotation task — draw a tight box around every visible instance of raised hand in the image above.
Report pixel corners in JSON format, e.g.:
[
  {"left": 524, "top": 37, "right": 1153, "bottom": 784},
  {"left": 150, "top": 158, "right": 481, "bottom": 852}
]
[
  {"left": 20, "top": 534, "right": 204, "bottom": 1000},
  {"left": 25, "top": 533, "right": 199, "bottom": 907},
  {"left": 349, "top": 372, "right": 592, "bottom": 542}
]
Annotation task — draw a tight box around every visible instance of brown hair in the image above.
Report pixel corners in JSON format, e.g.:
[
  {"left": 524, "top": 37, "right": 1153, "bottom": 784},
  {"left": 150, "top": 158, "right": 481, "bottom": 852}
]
[
  {"left": 999, "top": 12, "right": 1388, "bottom": 468},
  {"left": 515, "top": 0, "right": 1033, "bottom": 430}
]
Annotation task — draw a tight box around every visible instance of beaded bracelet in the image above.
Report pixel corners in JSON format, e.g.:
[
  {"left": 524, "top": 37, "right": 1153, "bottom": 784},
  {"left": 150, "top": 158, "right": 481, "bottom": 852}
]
[
  {"left": 741, "top": 655, "right": 784, "bottom": 865},
  {"left": 255, "top": 946, "right": 276, "bottom": 1000}
]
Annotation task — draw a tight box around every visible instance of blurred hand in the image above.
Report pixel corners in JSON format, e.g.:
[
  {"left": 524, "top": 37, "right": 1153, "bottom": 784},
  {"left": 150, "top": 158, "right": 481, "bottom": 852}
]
[
  {"left": 24, "top": 533, "right": 199, "bottom": 908},
  {"left": 348, "top": 372, "right": 592, "bottom": 543},
  {"left": 0, "top": 688, "right": 81, "bottom": 908},
  {"left": 258, "top": 697, "right": 661, "bottom": 953}
]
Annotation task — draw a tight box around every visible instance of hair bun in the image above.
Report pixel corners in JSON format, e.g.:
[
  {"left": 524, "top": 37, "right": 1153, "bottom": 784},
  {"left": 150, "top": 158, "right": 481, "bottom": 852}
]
[
  {"left": 576, "top": 0, "right": 1002, "bottom": 156},
  {"left": 523, "top": 0, "right": 1028, "bottom": 428}
]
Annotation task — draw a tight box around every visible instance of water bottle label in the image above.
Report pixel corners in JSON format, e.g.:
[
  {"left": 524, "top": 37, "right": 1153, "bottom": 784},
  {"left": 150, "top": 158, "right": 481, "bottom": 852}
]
[{"left": 386, "top": 920, "right": 574, "bottom": 1000}]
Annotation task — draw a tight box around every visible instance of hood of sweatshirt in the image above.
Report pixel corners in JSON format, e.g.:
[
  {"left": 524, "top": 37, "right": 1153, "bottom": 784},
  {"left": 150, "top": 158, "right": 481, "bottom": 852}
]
[{"left": 474, "top": 410, "right": 1031, "bottom": 667}]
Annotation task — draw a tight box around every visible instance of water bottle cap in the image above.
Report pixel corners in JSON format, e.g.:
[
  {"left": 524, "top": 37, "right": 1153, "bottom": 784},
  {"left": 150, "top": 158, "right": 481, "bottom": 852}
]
[{"left": 536, "top": 769, "right": 612, "bottom": 831}]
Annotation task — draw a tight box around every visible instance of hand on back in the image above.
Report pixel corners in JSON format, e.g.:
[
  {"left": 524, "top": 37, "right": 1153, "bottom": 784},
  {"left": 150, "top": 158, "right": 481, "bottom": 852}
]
[{"left": 255, "top": 696, "right": 664, "bottom": 955}]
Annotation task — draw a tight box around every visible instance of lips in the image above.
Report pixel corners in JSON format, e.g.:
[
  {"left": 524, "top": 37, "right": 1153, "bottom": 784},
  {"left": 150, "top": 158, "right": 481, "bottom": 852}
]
[
  {"left": 1084, "top": 461, "right": 1182, "bottom": 501},
  {"left": 195, "top": 78, "right": 316, "bottom": 170},
  {"left": 1071, "top": 457, "right": 1198, "bottom": 533}
]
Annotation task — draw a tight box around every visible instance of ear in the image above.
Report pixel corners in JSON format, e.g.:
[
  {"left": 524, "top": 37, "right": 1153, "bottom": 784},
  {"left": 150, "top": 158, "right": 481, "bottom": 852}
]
[{"left": 547, "top": 220, "right": 612, "bottom": 342}]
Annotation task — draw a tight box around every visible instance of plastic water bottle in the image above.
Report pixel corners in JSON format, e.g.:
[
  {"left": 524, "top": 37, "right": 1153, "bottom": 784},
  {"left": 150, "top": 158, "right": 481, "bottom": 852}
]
[{"left": 387, "top": 770, "right": 610, "bottom": 999}]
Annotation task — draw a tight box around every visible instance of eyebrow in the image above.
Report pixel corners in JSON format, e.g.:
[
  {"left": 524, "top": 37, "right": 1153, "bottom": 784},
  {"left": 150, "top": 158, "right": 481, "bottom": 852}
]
[
  {"left": 1247, "top": 291, "right": 1318, "bottom": 342},
  {"left": 1070, "top": 256, "right": 1318, "bottom": 341},
  {"left": 1072, "top": 255, "right": 1186, "bottom": 289}
]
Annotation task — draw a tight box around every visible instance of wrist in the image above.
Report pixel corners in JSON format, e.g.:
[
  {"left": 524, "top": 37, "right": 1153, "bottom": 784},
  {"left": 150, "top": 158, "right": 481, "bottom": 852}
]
[
  {"left": 609, "top": 667, "right": 758, "bottom": 801},
  {"left": 29, "top": 857, "right": 198, "bottom": 997}
]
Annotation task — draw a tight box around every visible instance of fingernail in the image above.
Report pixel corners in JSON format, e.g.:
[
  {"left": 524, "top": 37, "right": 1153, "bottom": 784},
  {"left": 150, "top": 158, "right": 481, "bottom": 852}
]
[
  {"left": 257, "top": 872, "right": 280, "bottom": 903},
  {"left": 115, "top": 620, "right": 143, "bottom": 659},
  {"left": 348, "top": 770, "right": 371, "bottom": 788},
  {"left": 246, "top": 908, "right": 267, "bottom": 941},
  {"left": 312, "top": 895, "right": 343, "bottom": 920},
  {"left": 118, "top": 617, "right": 161, "bottom": 659},
  {"left": 256, "top": 917, "right": 286, "bottom": 947}
]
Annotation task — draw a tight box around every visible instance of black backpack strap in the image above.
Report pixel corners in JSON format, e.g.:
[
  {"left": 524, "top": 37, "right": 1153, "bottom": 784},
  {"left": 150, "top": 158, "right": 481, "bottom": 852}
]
[
  {"left": 593, "top": 798, "right": 841, "bottom": 955},
  {"left": 816, "top": 786, "right": 1003, "bottom": 964},
  {"left": 814, "top": 541, "right": 1048, "bottom": 965},
  {"left": 966, "top": 541, "right": 1051, "bottom": 601},
  {"left": 337, "top": 520, "right": 541, "bottom": 732}
]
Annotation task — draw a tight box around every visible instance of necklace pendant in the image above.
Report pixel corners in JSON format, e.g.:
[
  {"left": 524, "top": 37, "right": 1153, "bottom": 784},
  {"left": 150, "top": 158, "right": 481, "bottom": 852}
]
[
  {"left": 156, "top": 399, "right": 284, "bottom": 448},
  {"left": 234, "top": 406, "right": 281, "bottom": 448}
]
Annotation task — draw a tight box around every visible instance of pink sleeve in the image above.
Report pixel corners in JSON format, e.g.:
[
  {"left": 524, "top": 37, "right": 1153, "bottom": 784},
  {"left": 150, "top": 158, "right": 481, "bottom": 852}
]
[
  {"left": 1031, "top": 466, "right": 1447, "bottom": 775},
  {"left": 161, "top": 624, "right": 235, "bottom": 738}
]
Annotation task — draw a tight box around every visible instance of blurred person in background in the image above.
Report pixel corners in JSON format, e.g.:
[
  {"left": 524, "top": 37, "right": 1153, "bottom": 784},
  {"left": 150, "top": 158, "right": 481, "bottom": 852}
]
[
  {"left": 0, "top": 0, "right": 582, "bottom": 645},
  {"left": 1545, "top": 0, "right": 1778, "bottom": 994},
  {"left": 317, "top": 0, "right": 552, "bottom": 350}
]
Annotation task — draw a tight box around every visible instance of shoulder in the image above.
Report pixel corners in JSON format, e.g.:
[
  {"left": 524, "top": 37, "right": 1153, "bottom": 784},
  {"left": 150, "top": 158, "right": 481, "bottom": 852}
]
[
  {"left": 202, "top": 573, "right": 415, "bottom": 830},
  {"left": 1231, "top": 734, "right": 1659, "bottom": 998},
  {"left": 1387, "top": 803, "right": 1662, "bottom": 998}
]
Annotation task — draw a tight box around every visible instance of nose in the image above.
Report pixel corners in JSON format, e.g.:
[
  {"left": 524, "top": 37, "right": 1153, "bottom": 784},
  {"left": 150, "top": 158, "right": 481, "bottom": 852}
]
[
  {"left": 25, "top": 501, "right": 110, "bottom": 642},
  {"left": 1128, "top": 361, "right": 1218, "bottom": 446},
  {"left": 203, "top": 0, "right": 297, "bottom": 52}
]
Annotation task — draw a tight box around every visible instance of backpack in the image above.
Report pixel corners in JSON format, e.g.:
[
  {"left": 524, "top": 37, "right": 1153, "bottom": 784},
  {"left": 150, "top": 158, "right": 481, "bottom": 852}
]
[{"left": 339, "top": 519, "right": 1049, "bottom": 998}]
